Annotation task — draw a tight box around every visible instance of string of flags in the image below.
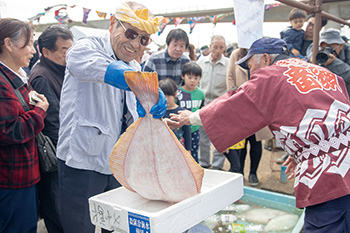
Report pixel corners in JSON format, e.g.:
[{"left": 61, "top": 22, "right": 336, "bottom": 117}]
[
  {"left": 28, "top": 3, "right": 282, "bottom": 34},
  {"left": 28, "top": 4, "right": 110, "bottom": 25}
]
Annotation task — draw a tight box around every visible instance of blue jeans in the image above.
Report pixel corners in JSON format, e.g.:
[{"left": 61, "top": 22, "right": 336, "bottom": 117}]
[
  {"left": 58, "top": 159, "right": 121, "bottom": 233},
  {"left": 0, "top": 185, "right": 38, "bottom": 233}
]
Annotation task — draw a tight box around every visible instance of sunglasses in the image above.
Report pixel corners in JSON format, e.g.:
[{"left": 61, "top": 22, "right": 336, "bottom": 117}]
[{"left": 117, "top": 19, "right": 151, "bottom": 47}]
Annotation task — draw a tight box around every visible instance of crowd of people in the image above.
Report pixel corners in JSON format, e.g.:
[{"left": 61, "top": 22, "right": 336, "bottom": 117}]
[{"left": 1, "top": 2, "right": 350, "bottom": 233}]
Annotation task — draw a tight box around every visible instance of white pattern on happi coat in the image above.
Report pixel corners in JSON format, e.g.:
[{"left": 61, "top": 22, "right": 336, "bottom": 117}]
[{"left": 273, "top": 100, "right": 350, "bottom": 189}]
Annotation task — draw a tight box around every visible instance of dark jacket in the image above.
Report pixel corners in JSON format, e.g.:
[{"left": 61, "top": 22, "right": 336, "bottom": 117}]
[
  {"left": 280, "top": 26, "right": 305, "bottom": 52},
  {"left": 300, "top": 39, "right": 312, "bottom": 56},
  {"left": 323, "top": 44, "right": 350, "bottom": 97},
  {"left": 29, "top": 56, "right": 66, "bottom": 146}
]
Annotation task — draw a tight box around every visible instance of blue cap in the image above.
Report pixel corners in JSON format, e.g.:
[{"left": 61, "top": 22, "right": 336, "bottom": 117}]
[{"left": 236, "top": 37, "right": 288, "bottom": 65}]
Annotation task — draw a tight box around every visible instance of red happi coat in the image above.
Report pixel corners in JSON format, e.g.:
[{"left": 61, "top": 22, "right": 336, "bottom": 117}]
[{"left": 200, "top": 58, "right": 350, "bottom": 208}]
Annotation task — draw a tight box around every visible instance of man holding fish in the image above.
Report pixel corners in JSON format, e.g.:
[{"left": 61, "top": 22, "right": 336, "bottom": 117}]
[{"left": 56, "top": 2, "right": 166, "bottom": 232}]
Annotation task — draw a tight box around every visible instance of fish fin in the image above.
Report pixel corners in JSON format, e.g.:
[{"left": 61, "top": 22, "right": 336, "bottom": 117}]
[
  {"left": 163, "top": 121, "right": 204, "bottom": 193},
  {"left": 110, "top": 118, "right": 143, "bottom": 193},
  {"left": 124, "top": 71, "right": 159, "bottom": 112}
]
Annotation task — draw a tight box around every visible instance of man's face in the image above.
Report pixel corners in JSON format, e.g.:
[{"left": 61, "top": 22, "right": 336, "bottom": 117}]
[
  {"left": 290, "top": 18, "right": 305, "bottom": 31},
  {"left": 109, "top": 17, "right": 150, "bottom": 62},
  {"left": 210, "top": 38, "right": 226, "bottom": 61},
  {"left": 305, "top": 17, "right": 315, "bottom": 39},
  {"left": 320, "top": 42, "right": 344, "bottom": 56},
  {"left": 167, "top": 39, "right": 187, "bottom": 60},
  {"left": 247, "top": 54, "right": 270, "bottom": 74},
  {"left": 44, "top": 37, "right": 72, "bottom": 66}
]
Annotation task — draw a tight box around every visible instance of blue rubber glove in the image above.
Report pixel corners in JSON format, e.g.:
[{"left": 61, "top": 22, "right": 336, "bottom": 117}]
[
  {"left": 104, "top": 60, "right": 133, "bottom": 90},
  {"left": 137, "top": 88, "right": 167, "bottom": 119},
  {"left": 150, "top": 88, "right": 167, "bottom": 119},
  {"left": 136, "top": 97, "right": 146, "bottom": 118}
]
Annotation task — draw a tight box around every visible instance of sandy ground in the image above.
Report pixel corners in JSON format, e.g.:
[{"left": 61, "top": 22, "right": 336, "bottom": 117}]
[
  {"left": 37, "top": 140, "right": 294, "bottom": 233},
  {"left": 239, "top": 142, "right": 295, "bottom": 196}
]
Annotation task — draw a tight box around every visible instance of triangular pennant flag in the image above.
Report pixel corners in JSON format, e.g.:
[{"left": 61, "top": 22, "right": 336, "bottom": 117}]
[
  {"left": 209, "top": 13, "right": 227, "bottom": 25},
  {"left": 96, "top": 11, "right": 107, "bottom": 19},
  {"left": 188, "top": 19, "right": 194, "bottom": 34},
  {"left": 158, "top": 17, "right": 171, "bottom": 35},
  {"left": 174, "top": 17, "right": 184, "bottom": 27},
  {"left": 55, "top": 14, "right": 70, "bottom": 24},
  {"left": 188, "top": 16, "right": 205, "bottom": 34},
  {"left": 82, "top": 8, "right": 91, "bottom": 25},
  {"left": 54, "top": 7, "right": 67, "bottom": 17},
  {"left": 28, "top": 12, "right": 46, "bottom": 22}
]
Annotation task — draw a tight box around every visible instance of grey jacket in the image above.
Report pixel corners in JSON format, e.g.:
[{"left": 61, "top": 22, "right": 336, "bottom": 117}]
[{"left": 324, "top": 44, "right": 350, "bottom": 97}]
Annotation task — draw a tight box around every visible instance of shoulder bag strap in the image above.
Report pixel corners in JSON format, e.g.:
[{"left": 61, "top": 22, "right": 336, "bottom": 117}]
[
  {"left": 0, "top": 70, "right": 30, "bottom": 112},
  {"left": 0, "top": 70, "right": 47, "bottom": 143}
]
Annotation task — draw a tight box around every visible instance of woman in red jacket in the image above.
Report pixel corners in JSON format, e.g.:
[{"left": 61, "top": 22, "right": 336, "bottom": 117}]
[{"left": 0, "top": 18, "right": 49, "bottom": 233}]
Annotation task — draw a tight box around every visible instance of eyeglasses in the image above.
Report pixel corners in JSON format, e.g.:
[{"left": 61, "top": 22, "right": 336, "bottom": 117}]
[{"left": 117, "top": 19, "right": 151, "bottom": 47}]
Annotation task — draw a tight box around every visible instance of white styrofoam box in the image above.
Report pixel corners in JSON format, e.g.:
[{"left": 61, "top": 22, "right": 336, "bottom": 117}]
[{"left": 89, "top": 169, "right": 243, "bottom": 233}]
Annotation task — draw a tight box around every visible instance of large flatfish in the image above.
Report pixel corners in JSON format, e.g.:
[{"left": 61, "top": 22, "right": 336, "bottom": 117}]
[
  {"left": 264, "top": 214, "right": 299, "bottom": 232},
  {"left": 110, "top": 71, "right": 204, "bottom": 203},
  {"left": 237, "top": 208, "right": 289, "bottom": 224}
]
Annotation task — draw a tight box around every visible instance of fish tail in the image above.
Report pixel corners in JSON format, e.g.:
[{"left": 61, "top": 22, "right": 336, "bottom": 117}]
[{"left": 125, "top": 71, "right": 159, "bottom": 112}]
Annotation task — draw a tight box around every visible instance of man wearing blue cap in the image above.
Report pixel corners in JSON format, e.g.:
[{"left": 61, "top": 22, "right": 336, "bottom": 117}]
[{"left": 171, "top": 37, "right": 350, "bottom": 232}]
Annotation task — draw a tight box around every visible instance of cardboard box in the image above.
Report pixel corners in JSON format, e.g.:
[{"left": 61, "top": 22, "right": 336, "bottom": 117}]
[{"left": 89, "top": 169, "right": 243, "bottom": 233}]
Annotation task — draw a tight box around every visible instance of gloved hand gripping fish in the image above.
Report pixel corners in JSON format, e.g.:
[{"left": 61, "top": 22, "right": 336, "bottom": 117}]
[{"left": 110, "top": 71, "right": 204, "bottom": 203}]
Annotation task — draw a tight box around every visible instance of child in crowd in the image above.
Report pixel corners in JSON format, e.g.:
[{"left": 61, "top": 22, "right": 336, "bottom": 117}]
[
  {"left": 176, "top": 62, "right": 205, "bottom": 162},
  {"left": 280, "top": 8, "right": 307, "bottom": 59},
  {"left": 160, "top": 78, "right": 192, "bottom": 154},
  {"left": 223, "top": 140, "right": 245, "bottom": 173}
]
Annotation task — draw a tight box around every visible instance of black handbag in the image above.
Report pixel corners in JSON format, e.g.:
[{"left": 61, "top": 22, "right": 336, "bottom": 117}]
[
  {"left": 1, "top": 71, "right": 57, "bottom": 173},
  {"left": 35, "top": 131, "right": 57, "bottom": 173}
]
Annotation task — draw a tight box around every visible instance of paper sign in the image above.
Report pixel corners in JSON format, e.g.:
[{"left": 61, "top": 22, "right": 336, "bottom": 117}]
[
  {"left": 234, "top": 0, "right": 264, "bottom": 48},
  {"left": 89, "top": 202, "right": 123, "bottom": 231}
]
